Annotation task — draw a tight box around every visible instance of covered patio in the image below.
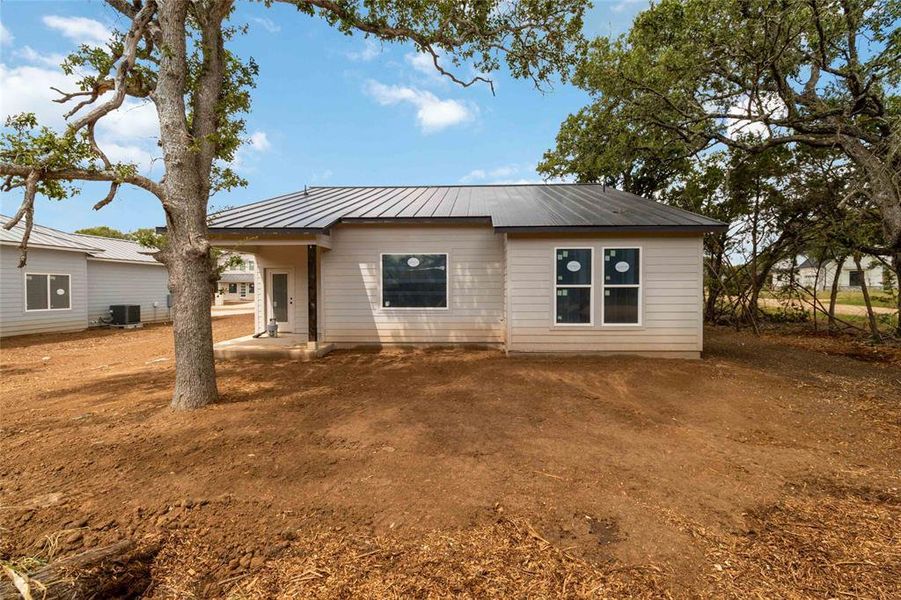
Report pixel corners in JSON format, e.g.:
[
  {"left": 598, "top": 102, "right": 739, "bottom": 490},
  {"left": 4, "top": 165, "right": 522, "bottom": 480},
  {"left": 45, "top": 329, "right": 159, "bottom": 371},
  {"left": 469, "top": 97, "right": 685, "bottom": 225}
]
[{"left": 210, "top": 231, "right": 331, "bottom": 359}]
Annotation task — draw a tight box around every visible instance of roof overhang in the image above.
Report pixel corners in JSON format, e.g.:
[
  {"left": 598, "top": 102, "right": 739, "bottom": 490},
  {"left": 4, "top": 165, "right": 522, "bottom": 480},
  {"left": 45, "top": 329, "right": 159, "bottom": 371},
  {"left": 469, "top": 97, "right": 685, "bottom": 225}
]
[{"left": 497, "top": 224, "right": 728, "bottom": 234}]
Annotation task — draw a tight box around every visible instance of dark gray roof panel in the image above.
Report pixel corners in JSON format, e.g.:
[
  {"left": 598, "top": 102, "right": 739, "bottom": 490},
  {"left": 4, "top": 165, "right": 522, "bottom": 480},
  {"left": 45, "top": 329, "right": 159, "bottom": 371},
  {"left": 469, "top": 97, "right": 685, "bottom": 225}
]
[{"left": 207, "top": 184, "right": 727, "bottom": 233}]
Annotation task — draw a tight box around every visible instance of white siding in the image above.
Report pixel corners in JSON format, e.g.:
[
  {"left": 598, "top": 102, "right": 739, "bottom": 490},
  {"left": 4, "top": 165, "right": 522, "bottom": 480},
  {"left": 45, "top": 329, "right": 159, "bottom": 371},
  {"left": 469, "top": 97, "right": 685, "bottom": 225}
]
[
  {"left": 506, "top": 234, "right": 704, "bottom": 356},
  {"left": 320, "top": 224, "right": 505, "bottom": 345},
  {"left": 255, "top": 246, "right": 308, "bottom": 338},
  {"left": 85, "top": 260, "right": 170, "bottom": 325},
  {"left": 0, "top": 245, "right": 89, "bottom": 337}
]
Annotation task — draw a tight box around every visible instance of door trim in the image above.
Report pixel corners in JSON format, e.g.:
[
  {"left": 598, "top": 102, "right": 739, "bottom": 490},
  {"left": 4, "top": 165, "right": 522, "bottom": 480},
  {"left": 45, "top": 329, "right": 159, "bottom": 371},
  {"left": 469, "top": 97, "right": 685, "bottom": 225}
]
[{"left": 266, "top": 267, "right": 295, "bottom": 333}]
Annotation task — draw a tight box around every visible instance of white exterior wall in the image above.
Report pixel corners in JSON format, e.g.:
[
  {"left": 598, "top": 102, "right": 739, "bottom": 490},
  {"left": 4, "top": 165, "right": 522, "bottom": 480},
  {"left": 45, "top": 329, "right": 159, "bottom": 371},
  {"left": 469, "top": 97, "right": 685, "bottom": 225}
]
[
  {"left": 320, "top": 224, "right": 505, "bottom": 345},
  {"left": 0, "top": 246, "right": 89, "bottom": 337},
  {"left": 505, "top": 234, "right": 704, "bottom": 357},
  {"left": 85, "top": 260, "right": 170, "bottom": 325},
  {"left": 773, "top": 257, "right": 893, "bottom": 291},
  {"left": 254, "top": 246, "right": 308, "bottom": 338}
]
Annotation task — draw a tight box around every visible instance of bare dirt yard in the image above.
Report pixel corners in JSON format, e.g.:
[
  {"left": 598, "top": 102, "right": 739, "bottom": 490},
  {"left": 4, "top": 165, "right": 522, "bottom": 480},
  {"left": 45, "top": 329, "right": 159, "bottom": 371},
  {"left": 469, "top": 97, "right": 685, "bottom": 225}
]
[{"left": 1, "top": 315, "right": 899, "bottom": 598}]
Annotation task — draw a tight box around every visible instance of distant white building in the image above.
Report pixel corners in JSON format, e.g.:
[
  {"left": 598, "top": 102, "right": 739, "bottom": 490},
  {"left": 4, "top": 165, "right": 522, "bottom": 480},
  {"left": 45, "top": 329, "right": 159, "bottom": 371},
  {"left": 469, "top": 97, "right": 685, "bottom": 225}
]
[
  {"left": 215, "top": 253, "right": 256, "bottom": 303},
  {"left": 0, "top": 215, "right": 170, "bottom": 337},
  {"left": 772, "top": 255, "right": 895, "bottom": 291}
]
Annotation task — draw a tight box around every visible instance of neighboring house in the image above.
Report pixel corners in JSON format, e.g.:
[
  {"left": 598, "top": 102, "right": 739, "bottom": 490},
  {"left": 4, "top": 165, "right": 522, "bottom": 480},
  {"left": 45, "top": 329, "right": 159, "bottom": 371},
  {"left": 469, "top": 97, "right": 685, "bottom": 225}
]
[
  {"left": 215, "top": 253, "right": 256, "bottom": 303},
  {"left": 771, "top": 255, "right": 895, "bottom": 291},
  {"left": 0, "top": 216, "right": 170, "bottom": 337},
  {"left": 205, "top": 184, "right": 726, "bottom": 358}
]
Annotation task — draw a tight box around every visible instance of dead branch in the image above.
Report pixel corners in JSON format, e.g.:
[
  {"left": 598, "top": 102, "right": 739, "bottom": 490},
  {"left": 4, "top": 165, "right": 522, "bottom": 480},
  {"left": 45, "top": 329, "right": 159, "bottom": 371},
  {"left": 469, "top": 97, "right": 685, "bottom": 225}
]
[{"left": 1, "top": 170, "right": 39, "bottom": 267}]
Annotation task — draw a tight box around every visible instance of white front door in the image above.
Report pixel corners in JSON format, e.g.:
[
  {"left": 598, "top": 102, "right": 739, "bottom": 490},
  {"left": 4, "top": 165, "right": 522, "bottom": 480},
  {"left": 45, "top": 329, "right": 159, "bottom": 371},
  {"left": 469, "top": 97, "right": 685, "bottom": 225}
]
[{"left": 266, "top": 268, "right": 294, "bottom": 332}]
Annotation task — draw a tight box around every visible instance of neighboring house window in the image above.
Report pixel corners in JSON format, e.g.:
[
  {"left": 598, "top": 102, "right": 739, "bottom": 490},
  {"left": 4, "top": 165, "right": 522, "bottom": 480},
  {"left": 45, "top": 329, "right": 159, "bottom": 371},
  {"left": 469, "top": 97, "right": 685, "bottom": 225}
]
[
  {"left": 239, "top": 284, "right": 247, "bottom": 297},
  {"left": 849, "top": 270, "right": 864, "bottom": 287},
  {"left": 247, "top": 261, "right": 255, "bottom": 271},
  {"left": 249, "top": 283, "right": 255, "bottom": 294},
  {"left": 25, "top": 273, "right": 71, "bottom": 311},
  {"left": 381, "top": 253, "right": 447, "bottom": 308},
  {"left": 228, "top": 283, "right": 238, "bottom": 293},
  {"left": 555, "top": 248, "right": 592, "bottom": 325},
  {"left": 603, "top": 248, "right": 641, "bottom": 325}
]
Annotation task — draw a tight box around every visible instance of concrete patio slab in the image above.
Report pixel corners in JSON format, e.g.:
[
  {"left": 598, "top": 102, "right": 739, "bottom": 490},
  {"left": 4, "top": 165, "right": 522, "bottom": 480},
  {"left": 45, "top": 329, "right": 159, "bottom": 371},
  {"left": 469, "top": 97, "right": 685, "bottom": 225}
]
[{"left": 214, "top": 334, "right": 333, "bottom": 360}]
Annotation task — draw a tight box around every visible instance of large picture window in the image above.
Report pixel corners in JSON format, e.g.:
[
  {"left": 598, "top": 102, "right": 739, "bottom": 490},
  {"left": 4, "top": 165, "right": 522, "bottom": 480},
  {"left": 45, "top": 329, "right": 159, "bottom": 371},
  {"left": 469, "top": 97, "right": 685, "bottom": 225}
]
[
  {"left": 381, "top": 253, "right": 448, "bottom": 309},
  {"left": 603, "top": 248, "right": 640, "bottom": 324},
  {"left": 555, "top": 248, "right": 592, "bottom": 324},
  {"left": 25, "top": 273, "right": 71, "bottom": 311}
]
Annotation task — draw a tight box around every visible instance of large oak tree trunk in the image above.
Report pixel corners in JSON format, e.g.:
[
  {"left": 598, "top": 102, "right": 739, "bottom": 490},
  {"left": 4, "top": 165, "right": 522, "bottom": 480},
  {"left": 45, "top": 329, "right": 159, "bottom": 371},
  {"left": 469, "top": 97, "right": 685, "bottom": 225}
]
[
  {"left": 155, "top": 0, "right": 219, "bottom": 409},
  {"left": 166, "top": 220, "right": 219, "bottom": 410}
]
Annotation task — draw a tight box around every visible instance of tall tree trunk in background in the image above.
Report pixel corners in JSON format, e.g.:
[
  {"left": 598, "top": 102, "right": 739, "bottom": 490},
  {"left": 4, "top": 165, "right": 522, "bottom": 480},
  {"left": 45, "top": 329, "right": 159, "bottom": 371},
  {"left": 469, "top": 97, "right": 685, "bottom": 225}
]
[
  {"left": 704, "top": 236, "right": 727, "bottom": 322},
  {"left": 893, "top": 252, "right": 901, "bottom": 337},
  {"left": 854, "top": 254, "right": 881, "bottom": 340},
  {"left": 828, "top": 255, "right": 844, "bottom": 333}
]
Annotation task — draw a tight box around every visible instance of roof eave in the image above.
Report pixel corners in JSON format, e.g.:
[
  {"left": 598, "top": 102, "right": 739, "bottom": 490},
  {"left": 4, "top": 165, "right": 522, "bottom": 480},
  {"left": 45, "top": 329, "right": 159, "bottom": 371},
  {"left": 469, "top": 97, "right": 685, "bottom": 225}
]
[{"left": 495, "top": 224, "right": 728, "bottom": 234}]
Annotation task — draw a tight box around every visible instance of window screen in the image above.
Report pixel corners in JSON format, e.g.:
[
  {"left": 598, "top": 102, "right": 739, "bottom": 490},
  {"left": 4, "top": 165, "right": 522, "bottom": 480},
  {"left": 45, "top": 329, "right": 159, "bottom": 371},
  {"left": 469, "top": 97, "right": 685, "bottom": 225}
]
[
  {"left": 555, "top": 249, "right": 592, "bottom": 324},
  {"left": 382, "top": 254, "right": 447, "bottom": 308},
  {"left": 849, "top": 270, "right": 864, "bottom": 287},
  {"left": 228, "top": 283, "right": 237, "bottom": 293},
  {"left": 25, "top": 274, "right": 49, "bottom": 310},
  {"left": 603, "top": 248, "right": 640, "bottom": 324},
  {"left": 48, "top": 275, "right": 70, "bottom": 309}
]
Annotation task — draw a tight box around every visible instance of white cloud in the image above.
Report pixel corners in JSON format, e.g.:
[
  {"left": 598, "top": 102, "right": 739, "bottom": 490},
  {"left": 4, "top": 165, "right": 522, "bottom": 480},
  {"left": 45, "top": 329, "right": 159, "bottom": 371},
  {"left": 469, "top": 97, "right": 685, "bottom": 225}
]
[
  {"left": 0, "top": 22, "right": 13, "bottom": 46},
  {"left": 0, "top": 61, "right": 161, "bottom": 174},
  {"left": 0, "top": 62, "right": 76, "bottom": 127},
  {"left": 42, "top": 15, "right": 111, "bottom": 45},
  {"left": 725, "top": 93, "right": 785, "bottom": 139},
  {"left": 96, "top": 141, "right": 157, "bottom": 173},
  {"left": 460, "top": 164, "right": 526, "bottom": 184},
  {"left": 346, "top": 38, "right": 381, "bottom": 62},
  {"left": 310, "top": 169, "right": 333, "bottom": 183},
  {"left": 248, "top": 131, "right": 271, "bottom": 152},
  {"left": 252, "top": 17, "right": 281, "bottom": 33},
  {"left": 96, "top": 99, "right": 159, "bottom": 140},
  {"left": 364, "top": 80, "right": 475, "bottom": 133},
  {"left": 405, "top": 51, "right": 437, "bottom": 76},
  {"left": 14, "top": 46, "right": 67, "bottom": 68}
]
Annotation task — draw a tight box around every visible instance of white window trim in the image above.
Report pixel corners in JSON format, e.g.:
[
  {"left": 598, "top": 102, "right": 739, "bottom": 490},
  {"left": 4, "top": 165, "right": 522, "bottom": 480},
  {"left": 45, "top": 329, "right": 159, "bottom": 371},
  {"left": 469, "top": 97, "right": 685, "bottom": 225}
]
[
  {"left": 553, "top": 247, "right": 594, "bottom": 327},
  {"left": 24, "top": 272, "right": 72, "bottom": 312},
  {"left": 379, "top": 252, "right": 450, "bottom": 311},
  {"left": 600, "top": 246, "right": 643, "bottom": 327}
]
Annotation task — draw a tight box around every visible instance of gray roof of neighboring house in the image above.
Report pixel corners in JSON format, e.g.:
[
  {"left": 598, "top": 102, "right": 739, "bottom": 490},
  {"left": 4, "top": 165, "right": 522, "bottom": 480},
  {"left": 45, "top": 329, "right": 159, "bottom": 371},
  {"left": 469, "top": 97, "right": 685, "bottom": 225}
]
[
  {"left": 71, "top": 233, "right": 161, "bottom": 265},
  {"left": 1, "top": 215, "right": 100, "bottom": 252},
  {"left": 1, "top": 214, "right": 161, "bottom": 265},
  {"left": 206, "top": 184, "right": 728, "bottom": 234},
  {"left": 218, "top": 272, "right": 254, "bottom": 283},
  {"left": 797, "top": 257, "right": 821, "bottom": 270}
]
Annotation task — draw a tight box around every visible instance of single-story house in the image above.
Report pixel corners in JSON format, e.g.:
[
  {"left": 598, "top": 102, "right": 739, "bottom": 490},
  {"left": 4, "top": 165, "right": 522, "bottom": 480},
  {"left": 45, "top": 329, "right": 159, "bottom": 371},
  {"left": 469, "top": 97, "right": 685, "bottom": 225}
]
[
  {"left": 0, "top": 216, "right": 170, "bottom": 337},
  {"left": 215, "top": 253, "right": 256, "bottom": 303},
  {"left": 771, "top": 255, "right": 895, "bottom": 291},
  {"left": 206, "top": 184, "right": 726, "bottom": 358}
]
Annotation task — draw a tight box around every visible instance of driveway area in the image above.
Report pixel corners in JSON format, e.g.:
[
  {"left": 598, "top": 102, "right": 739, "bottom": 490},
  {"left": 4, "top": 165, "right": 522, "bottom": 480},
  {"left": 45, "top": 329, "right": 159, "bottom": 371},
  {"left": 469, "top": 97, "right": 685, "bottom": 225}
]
[{"left": 1, "top": 315, "right": 898, "bottom": 598}]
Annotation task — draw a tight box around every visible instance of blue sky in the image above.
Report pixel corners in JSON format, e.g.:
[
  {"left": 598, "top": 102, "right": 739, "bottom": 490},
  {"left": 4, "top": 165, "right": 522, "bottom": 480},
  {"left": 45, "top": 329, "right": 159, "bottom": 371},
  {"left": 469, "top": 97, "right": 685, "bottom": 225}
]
[{"left": 0, "top": 1, "right": 649, "bottom": 233}]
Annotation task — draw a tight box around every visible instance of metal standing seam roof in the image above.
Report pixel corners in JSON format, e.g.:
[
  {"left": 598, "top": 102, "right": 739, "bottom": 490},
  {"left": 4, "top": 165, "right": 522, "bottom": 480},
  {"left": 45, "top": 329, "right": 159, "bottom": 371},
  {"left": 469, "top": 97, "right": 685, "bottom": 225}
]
[
  {"left": 206, "top": 184, "right": 728, "bottom": 233},
  {"left": 0, "top": 215, "right": 101, "bottom": 252},
  {"left": 0, "top": 214, "right": 161, "bottom": 264}
]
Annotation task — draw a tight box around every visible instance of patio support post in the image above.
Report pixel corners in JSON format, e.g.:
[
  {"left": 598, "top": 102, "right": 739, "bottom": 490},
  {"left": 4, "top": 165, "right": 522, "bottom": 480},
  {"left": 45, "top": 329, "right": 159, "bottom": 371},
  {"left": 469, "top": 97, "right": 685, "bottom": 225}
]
[{"left": 308, "top": 245, "right": 318, "bottom": 343}]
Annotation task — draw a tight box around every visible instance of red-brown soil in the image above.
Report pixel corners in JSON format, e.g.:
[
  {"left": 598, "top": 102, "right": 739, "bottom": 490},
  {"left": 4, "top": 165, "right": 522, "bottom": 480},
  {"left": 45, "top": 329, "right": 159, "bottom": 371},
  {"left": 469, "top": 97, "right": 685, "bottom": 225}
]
[{"left": 1, "top": 315, "right": 899, "bottom": 598}]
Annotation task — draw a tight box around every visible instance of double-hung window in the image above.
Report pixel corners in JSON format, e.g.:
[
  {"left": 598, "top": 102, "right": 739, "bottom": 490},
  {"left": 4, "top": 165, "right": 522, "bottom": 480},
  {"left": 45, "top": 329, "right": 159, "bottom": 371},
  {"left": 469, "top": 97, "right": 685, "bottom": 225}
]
[
  {"left": 25, "top": 273, "right": 71, "bottom": 311},
  {"left": 555, "top": 248, "right": 592, "bottom": 325},
  {"left": 381, "top": 253, "right": 448, "bottom": 309},
  {"left": 603, "top": 248, "right": 641, "bottom": 325}
]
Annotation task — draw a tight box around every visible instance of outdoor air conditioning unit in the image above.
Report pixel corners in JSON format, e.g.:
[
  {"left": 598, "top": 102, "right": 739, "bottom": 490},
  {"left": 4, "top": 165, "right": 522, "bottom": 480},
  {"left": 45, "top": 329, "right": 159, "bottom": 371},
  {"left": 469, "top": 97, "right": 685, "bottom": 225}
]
[{"left": 110, "top": 304, "right": 141, "bottom": 325}]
